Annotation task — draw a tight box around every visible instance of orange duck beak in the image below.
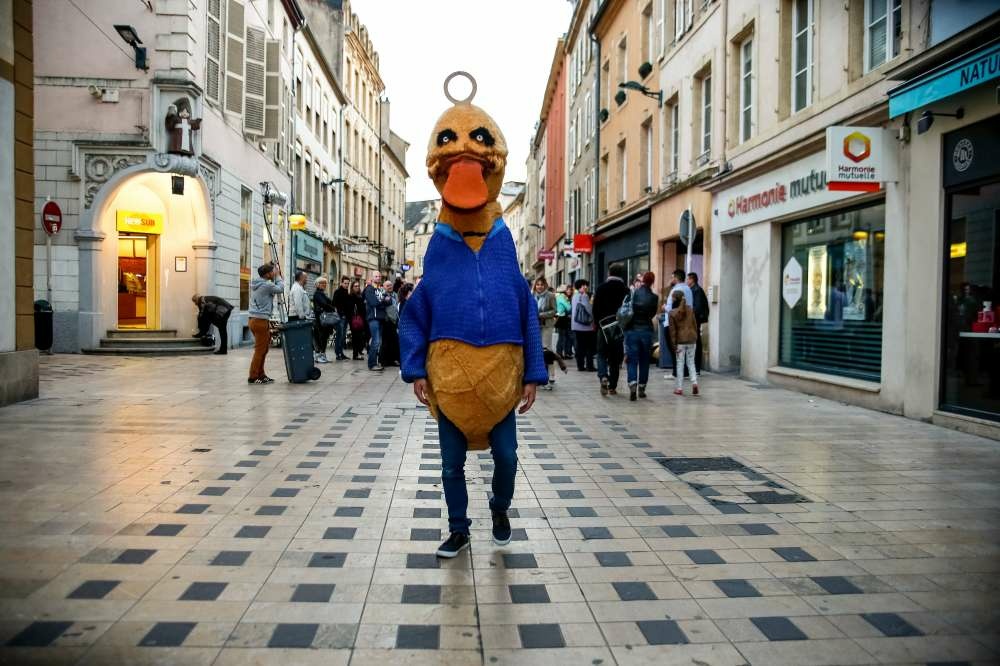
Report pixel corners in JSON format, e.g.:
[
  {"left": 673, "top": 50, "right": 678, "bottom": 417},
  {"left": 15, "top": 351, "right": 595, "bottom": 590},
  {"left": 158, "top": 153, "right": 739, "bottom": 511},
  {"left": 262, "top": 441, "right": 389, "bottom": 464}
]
[{"left": 441, "top": 157, "right": 489, "bottom": 210}]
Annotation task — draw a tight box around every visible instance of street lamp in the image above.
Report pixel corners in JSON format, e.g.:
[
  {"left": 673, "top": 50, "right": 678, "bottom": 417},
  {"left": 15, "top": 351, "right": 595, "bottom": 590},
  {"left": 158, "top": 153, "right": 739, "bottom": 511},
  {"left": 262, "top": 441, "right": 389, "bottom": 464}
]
[
  {"left": 618, "top": 81, "right": 662, "bottom": 107},
  {"left": 114, "top": 24, "right": 148, "bottom": 71}
]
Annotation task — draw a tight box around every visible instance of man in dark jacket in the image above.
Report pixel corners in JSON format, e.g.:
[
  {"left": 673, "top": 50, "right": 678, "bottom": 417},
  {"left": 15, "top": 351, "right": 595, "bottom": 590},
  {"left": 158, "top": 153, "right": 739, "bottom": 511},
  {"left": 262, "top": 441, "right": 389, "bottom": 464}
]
[
  {"left": 191, "top": 294, "right": 234, "bottom": 354},
  {"left": 687, "top": 272, "right": 710, "bottom": 372},
  {"left": 591, "top": 263, "right": 629, "bottom": 396},
  {"left": 331, "top": 276, "right": 353, "bottom": 361},
  {"left": 362, "top": 272, "right": 392, "bottom": 371}
]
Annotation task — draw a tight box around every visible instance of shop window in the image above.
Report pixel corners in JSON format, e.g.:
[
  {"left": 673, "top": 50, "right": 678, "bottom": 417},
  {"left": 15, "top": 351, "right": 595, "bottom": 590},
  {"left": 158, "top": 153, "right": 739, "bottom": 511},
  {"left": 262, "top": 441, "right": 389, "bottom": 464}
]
[
  {"left": 941, "top": 180, "right": 1000, "bottom": 420},
  {"left": 779, "top": 202, "right": 886, "bottom": 381}
]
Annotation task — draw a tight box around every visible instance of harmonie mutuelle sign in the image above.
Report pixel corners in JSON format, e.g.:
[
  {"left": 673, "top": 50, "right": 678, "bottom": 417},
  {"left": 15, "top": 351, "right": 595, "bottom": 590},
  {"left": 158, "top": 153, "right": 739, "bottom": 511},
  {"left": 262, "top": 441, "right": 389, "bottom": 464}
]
[{"left": 825, "top": 126, "right": 894, "bottom": 192}]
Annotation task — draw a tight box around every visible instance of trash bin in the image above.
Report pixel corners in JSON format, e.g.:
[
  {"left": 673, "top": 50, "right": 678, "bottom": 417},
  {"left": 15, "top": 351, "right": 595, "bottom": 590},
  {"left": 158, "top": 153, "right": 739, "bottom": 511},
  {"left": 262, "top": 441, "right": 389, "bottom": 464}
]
[
  {"left": 34, "top": 300, "right": 53, "bottom": 352},
  {"left": 279, "top": 319, "right": 321, "bottom": 383}
]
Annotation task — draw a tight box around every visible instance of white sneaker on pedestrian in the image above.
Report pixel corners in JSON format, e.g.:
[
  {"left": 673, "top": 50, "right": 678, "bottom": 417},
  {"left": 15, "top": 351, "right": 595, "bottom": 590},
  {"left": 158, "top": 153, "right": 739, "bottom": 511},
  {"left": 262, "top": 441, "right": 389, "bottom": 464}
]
[{"left": 317, "top": 354, "right": 330, "bottom": 363}]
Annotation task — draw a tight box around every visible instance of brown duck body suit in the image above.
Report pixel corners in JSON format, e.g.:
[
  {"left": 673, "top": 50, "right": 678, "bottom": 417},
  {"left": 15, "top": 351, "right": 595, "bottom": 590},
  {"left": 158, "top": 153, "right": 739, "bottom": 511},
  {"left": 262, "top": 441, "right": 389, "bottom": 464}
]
[{"left": 420, "top": 90, "right": 525, "bottom": 450}]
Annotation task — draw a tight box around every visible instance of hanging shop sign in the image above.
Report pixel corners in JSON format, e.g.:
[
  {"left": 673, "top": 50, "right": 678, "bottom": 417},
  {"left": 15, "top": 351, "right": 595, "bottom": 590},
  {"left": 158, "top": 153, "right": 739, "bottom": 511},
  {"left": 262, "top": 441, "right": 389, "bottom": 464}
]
[
  {"left": 41, "top": 201, "right": 62, "bottom": 235},
  {"left": 888, "top": 40, "right": 1000, "bottom": 118},
  {"left": 295, "top": 233, "right": 324, "bottom": 263},
  {"left": 117, "top": 210, "right": 164, "bottom": 235},
  {"left": 573, "top": 234, "right": 594, "bottom": 253},
  {"left": 782, "top": 257, "right": 802, "bottom": 308},
  {"left": 715, "top": 152, "right": 858, "bottom": 233},
  {"left": 342, "top": 243, "right": 369, "bottom": 253},
  {"left": 289, "top": 214, "right": 308, "bottom": 231},
  {"left": 825, "top": 126, "right": 894, "bottom": 192},
  {"left": 537, "top": 249, "right": 556, "bottom": 262}
]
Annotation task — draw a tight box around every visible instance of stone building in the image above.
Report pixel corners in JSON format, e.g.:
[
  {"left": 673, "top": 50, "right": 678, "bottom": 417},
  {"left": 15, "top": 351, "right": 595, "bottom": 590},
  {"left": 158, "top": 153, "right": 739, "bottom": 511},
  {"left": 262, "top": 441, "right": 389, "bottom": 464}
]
[
  {"left": 1, "top": 0, "right": 37, "bottom": 404},
  {"left": 381, "top": 129, "right": 409, "bottom": 278},
  {"left": 32, "top": 0, "right": 307, "bottom": 353},
  {"left": 403, "top": 199, "right": 437, "bottom": 281}
]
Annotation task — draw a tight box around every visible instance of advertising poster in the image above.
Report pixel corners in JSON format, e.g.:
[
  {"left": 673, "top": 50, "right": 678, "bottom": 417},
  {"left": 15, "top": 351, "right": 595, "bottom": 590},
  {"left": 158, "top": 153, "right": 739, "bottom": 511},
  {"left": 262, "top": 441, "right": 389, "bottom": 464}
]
[
  {"left": 843, "top": 239, "right": 867, "bottom": 320},
  {"left": 807, "top": 245, "right": 828, "bottom": 319}
]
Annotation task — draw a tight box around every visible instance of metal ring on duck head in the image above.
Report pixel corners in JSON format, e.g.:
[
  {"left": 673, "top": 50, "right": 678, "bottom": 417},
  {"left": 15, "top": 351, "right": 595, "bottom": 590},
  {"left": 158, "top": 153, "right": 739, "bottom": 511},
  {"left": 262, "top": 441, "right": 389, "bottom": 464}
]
[{"left": 443, "top": 71, "right": 477, "bottom": 105}]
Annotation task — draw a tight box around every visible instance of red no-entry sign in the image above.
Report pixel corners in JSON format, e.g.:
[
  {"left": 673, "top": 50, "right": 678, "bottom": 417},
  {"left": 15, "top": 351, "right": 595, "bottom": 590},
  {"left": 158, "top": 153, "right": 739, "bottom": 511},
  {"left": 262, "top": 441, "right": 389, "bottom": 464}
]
[{"left": 42, "top": 201, "right": 62, "bottom": 235}]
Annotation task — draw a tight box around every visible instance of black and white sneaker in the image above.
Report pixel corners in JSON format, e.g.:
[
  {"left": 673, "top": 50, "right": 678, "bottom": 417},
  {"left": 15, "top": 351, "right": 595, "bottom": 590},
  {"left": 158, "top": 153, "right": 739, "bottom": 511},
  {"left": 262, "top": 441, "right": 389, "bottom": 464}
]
[
  {"left": 435, "top": 532, "right": 470, "bottom": 558},
  {"left": 491, "top": 509, "right": 512, "bottom": 546}
]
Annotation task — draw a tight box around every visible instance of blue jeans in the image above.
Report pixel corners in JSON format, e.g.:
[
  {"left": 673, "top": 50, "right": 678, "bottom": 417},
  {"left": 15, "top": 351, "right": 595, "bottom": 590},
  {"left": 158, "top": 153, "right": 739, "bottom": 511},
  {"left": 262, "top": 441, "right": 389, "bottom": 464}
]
[
  {"left": 438, "top": 409, "right": 518, "bottom": 535},
  {"left": 625, "top": 329, "right": 654, "bottom": 386},
  {"left": 367, "top": 319, "right": 382, "bottom": 368},
  {"left": 333, "top": 318, "right": 347, "bottom": 358}
]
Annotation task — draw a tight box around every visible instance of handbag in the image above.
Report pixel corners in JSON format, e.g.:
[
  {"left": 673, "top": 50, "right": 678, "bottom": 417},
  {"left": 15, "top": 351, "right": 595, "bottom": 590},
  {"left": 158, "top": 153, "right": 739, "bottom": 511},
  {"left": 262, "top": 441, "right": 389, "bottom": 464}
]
[
  {"left": 319, "top": 311, "right": 340, "bottom": 328},
  {"left": 573, "top": 301, "right": 593, "bottom": 326},
  {"left": 599, "top": 315, "right": 623, "bottom": 344},
  {"left": 350, "top": 314, "right": 364, "bottom": 331},
  {"left": 616, "top": 292, "right": 634, "bottom": 327},
  {"left": 386, "top": 304, "right": 399, "bottom": 324}
]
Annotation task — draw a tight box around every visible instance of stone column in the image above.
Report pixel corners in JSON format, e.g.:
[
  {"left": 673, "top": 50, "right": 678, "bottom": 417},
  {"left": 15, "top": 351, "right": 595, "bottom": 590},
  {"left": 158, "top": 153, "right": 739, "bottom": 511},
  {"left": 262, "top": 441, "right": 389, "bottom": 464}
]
[{"left": 75, "top": 228, "right": 106, "bottom": 350}]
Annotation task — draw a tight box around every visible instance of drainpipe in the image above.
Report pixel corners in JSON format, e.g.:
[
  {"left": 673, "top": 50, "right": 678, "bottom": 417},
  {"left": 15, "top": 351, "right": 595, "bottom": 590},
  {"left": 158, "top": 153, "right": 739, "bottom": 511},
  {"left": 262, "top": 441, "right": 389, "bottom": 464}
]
[
  {"left": 288, "top": 21, "right": 304, "bottom": 281},
  {"left": 717, "top": 0, "right": 728, "bottom": 172}
]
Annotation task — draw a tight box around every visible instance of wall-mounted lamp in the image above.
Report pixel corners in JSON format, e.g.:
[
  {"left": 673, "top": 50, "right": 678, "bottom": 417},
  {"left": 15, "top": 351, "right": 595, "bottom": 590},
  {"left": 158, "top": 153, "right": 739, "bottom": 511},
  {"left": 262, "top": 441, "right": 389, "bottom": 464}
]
[
  {"left": 114, "top": 24, "right": 148, "bottom": 72},
  {"left": 618, "top": 81, "right": 663, "bottom": 107},
  {"left": 322, "top": 177, "right": 345, "bottom": 188},
  {"left": 916, "top": 107, "right": 964, "bottom": 135}
]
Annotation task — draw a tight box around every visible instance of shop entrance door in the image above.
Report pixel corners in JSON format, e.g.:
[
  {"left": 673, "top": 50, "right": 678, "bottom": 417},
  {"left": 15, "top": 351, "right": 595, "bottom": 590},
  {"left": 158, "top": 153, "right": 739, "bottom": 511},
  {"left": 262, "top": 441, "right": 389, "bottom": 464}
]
[
  {"left": 117, "top": 233, "right": 158, "bottom": 329},
  {"left": 718, "top": 231, "right": 743, "bottom": 371}
]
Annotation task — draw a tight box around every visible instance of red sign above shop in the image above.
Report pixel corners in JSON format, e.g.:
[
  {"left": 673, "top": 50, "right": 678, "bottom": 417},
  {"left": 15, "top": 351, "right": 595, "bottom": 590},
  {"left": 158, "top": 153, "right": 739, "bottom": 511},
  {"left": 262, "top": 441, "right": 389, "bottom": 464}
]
[
  {"left": 41, "top": 201, "right": 62, "bottom": 235},
  {"left": 573, "top": 234, "right": 594, "bottom": 253},
  {"left": 537, "top": 249, "right": 556, "bottom": 262}
]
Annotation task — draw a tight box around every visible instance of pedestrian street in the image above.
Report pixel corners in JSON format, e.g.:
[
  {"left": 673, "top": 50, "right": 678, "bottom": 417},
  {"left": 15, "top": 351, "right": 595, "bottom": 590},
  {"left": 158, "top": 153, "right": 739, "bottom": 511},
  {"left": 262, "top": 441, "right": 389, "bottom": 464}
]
[{"left": 0, "top": 352, "right": 997, "bottom": 665}]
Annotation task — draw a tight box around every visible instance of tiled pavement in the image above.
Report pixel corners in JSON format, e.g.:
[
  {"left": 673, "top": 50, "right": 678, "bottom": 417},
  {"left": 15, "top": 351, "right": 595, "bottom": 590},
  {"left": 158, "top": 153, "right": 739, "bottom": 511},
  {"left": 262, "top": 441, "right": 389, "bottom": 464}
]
[{"left": 0, "top": 353, "right": 998, "bottom": 665}]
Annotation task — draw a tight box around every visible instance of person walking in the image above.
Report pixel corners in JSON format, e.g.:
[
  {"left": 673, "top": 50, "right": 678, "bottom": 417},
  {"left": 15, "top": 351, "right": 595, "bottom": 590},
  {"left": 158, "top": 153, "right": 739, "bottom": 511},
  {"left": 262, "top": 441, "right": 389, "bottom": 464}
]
[
  {"left": 668, "top": 290, "right": 700, "bottom": 396},
  {"left": 660, "top": 269, "right": 694, "bottom": 378},
  {"left": 288, "top": 270, "right": 310, "bottom": 322},
  {"left": 348, "top": 280, "right": 367, "bottom": 361},
  {"left": 533, "top": 277, "right": 558, "bottom": 389},
  {"left": 624, "top": 272, "right": 658, "bottom": 401},
  {"left": 191, "top": 293, "right": 233, "bottom": 354},
  {"left": 592, "top": 263, "right": 629, "bottom": 396},
  {"left": 363, "top": 272, "right": 391, "bottom": 371},
  {"left": 555, "top": 284, "right": 574, "bottom": 359},
  {"left": 379, "top": 279, "right": 401, "bottom": 367},
  {"left": 571, "top": 279, "right": 596, "bottom": 372},
  {"left": 687, "top": 272, "right": 710, "bottom": 373},
  {"left": 331, "top": 276, "right": 352, "bottom": 361},
  {"left": 248, "top": 263, "right": 283, "bottom": 384},
  {"left": 312, "top": 275, "right": 336, "bottom": 364}
]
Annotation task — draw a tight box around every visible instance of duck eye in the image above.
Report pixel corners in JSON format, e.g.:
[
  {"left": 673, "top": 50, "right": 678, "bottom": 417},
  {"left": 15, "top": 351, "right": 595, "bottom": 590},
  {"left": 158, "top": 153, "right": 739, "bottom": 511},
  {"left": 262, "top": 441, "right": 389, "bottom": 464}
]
[
  {"left": 469, "top": 127, "right": 495, "bottom": 147},
  {"left": 436, "top": 129, "right": 458, "bottom": 146}
]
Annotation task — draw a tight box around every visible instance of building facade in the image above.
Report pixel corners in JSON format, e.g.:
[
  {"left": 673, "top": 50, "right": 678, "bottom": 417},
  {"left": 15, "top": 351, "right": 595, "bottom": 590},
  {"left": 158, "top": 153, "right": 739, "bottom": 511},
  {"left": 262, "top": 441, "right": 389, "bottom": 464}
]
[
  {"left": 403, "top": 198, "right": 437, "bottom": 280},
  {"left": 32, "top": 0, "right": 308, "bottom": 353},
  {"left": 703, "top": 0, "right": 999, "bottom": 439},
  {"left": 591, "top": 0, "right": 662, "bottom": 283},
  {"left": 381, "top": 129, "right": 409, "bottom": 277},
  {"left": 564, "top": 0, "right": 599, "bottom": 285},
  {"left": 1, "top": 0, "right": 37, "bottom": 405},
  {"left": 292, "top": 25, "right": 345, "bottom": 289}
]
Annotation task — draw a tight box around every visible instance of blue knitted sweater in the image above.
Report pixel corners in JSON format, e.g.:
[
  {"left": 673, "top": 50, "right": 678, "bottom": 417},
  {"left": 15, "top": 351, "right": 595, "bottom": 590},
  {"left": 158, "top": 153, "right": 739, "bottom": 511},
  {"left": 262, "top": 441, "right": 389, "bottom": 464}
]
[{"left": 399, "top": 218, "right": 547, "bottom": 385}]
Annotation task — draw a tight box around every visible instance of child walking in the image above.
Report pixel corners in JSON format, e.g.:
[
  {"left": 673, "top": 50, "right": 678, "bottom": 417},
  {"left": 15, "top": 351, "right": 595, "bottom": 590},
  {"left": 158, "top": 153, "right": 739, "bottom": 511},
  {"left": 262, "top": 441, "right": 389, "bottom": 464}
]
[{"left": 668, "top": 291, "right": 700, "bottom": 396}]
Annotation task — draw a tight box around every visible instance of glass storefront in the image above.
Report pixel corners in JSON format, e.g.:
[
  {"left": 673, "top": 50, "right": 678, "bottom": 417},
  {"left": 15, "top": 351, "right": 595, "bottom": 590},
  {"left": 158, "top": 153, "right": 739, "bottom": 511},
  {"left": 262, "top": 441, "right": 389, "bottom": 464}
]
[
  {"left": 779, "top": 202, "right": 886, "bottom": 381},
  {"left": 941, "top": 179, "right": 1000, "bottom": 420}
]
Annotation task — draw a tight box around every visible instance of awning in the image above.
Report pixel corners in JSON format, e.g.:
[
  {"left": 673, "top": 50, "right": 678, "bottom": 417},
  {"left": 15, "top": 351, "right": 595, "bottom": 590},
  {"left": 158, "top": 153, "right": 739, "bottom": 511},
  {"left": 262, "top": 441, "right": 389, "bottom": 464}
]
[{"left": 888, "top": 38, "right": 1000, "bottom": 118}]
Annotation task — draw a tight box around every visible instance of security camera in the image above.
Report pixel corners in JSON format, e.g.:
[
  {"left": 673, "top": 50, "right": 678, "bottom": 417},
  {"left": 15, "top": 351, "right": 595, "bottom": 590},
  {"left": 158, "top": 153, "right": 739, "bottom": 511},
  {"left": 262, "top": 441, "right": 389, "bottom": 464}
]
[{"left": 259, "top": 182, "right": 288, "bottom": 206}]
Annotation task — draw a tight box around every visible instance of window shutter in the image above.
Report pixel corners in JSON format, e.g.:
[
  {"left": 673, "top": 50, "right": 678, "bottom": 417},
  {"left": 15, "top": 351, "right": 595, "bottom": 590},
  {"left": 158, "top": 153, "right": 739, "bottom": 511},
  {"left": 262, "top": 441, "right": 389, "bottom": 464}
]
[
  {"left": 263, "top": 39, "right": 281, "bottom": 140},
  {"left": 243, "top": 26, "right": 266, "bottom": 135},
  {"left": 224, "top": 0, "right": 245, "bottom": 115},
  {"left": 206, "top": 0, "right": 224, "bottom": 103},
  {"left": 656, "top": 0, "right": 665, "bottom": 56}
]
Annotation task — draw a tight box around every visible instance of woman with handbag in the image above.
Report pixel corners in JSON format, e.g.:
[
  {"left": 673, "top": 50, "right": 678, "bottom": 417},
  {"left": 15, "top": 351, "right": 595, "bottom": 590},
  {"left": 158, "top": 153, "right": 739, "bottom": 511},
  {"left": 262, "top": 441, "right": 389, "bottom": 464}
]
[
  {"left": 533, "top": 277, "right": 558, "bottom": 389},
  {"left": 570, "top": 279, "right": 596, "bottom": 372},
  {"left": 555, "top": 284, "right": 574, "bottom": 359},
  {"left": 349, "top": 280, "right": 368, "bottom": 361},
  {"left": 379, "top": 279, "right": 401, "bottom": 367},
  {"left": 312, "top": 276, "right": 337, "bottom": 364}
]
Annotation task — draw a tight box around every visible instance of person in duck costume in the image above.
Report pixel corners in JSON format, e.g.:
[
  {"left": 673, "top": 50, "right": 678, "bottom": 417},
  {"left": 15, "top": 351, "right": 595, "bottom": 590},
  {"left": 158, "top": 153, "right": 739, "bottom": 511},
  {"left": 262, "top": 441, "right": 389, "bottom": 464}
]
[{"left": 400, "top": 72, "right": 547, "bottom": 558}]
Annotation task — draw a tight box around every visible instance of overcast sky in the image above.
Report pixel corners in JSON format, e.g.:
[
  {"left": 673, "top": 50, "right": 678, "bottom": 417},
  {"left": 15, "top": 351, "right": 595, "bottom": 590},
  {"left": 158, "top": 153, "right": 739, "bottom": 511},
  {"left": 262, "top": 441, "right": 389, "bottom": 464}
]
[{"left": 350, "top": 0, "right": 574, "bottom": 202}]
